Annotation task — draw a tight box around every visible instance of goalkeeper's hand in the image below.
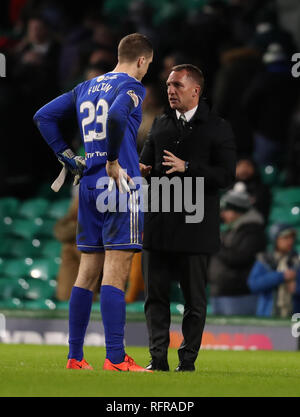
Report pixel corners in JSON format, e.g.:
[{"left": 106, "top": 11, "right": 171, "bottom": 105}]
[{"left": 56, "top": 148, "right": 86, "bottom": 186}]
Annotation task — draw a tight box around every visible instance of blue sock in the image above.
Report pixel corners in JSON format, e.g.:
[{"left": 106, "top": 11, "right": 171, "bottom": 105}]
[
  {"left": 100, "top": 285, "right": 126, "bottom": 364},
  {"left": 68, "top": 286, "right": 93, "bottom": 361}
]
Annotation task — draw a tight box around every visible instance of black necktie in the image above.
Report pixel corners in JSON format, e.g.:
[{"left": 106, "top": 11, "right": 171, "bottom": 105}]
[
  {"left": 179, "top": 113, "right": 187, "bottom": 125},
  {"left": 179, "top": 113, "right": 187, "bottom": 131}
]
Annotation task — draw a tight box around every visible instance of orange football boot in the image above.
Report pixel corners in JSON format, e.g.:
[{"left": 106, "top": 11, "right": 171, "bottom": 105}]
[
  {"left": 103, "top": 354, "right": 153, "bottom": 372},
  {"left": 66, "top": 358, "right": 93, "bottom": 370}
]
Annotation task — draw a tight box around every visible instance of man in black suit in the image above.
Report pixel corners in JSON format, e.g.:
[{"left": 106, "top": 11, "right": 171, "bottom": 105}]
[{"left": 139, "top": 64, "right": 236, "bottom": 371}]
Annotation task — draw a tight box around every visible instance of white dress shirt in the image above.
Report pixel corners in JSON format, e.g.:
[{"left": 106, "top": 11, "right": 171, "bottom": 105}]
[{"left": 176, "top": 105, "right": 198, "bottom": 122}]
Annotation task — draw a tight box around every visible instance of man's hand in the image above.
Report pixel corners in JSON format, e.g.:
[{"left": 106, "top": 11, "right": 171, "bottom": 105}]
[
  {"left": 162, "top": 150, "right": 185, "bottom": 174},
  {"left": 139, "top": 163, "right": 152, "bottom": 177},
  {"left": 286, "top": 280, "right": 297, "bottom": 294},
  {"left": 106, "top": 159, "right": 134, "bottom": 193},
  {"left": 284, "top": 269, "right": 297, "bottom": 282},
  {"left": 57, "top": 148, "right": 86, "bottom": 186},
  {"left": 284, "top": 269, "right": 297, "bottom": 294}
]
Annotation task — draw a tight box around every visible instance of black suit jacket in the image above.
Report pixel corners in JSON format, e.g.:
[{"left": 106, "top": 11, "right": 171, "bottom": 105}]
[{"left": 140, "top": 98, "right": 236, "bottom": 254}]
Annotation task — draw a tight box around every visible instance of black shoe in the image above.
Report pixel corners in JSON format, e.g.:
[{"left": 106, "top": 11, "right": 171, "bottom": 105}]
[
  {"left": 146, "top": 359, "right": 169, "bottom": 371},
  {"left": 175, "top": 361, "right": 195, "bottom": 372}
]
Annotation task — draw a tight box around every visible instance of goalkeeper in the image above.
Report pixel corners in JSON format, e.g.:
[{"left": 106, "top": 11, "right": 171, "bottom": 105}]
[{"left": 34, "top": 33, "right": 153, "bottom": 372}]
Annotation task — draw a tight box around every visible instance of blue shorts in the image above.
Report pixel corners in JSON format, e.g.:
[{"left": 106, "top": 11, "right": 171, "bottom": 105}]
[{"left": 76, "top": 183, "right": 143, "bottom": 252}]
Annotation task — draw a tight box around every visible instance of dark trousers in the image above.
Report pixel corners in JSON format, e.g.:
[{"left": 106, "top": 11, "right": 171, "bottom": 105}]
[{"left": 143, "top": 249, "right": 208, "bottom": 365}]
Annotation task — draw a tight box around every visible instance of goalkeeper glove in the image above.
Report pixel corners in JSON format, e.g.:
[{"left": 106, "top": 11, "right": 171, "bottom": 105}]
[{"left": 56, "top": 148, "right": 86, "bottom": 186}]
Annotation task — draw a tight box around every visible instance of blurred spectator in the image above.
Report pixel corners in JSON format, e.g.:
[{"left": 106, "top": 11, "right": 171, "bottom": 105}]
[
  {"left": 223, "top": 0, "right": 258, "bottom": 45},
  {"left": 54, "top": 194, "right": 81, "bottom": 301},
  {"left": 13, "top": 14, "right": 61, "bottom": 98},
  {"left": 277, "top": 0, "right": 300, "bottom": 50},
  {"left": 1, "top": 14, "right": 61, "bottom": 195},
  {"left": 213, "top": 47, "right": 261, "bottom": 156},
  {"left": 248, "top": 224, "right": 300, "bottom": 317},
  {"left": 127, "top": 0, "right": 156, "bottom": 45},
  {"left": 78, "top": 22, "right": 116, "bottom": 69},
  {"left": 159, "top": 52, "right": 188, "bottom": 82},
  {"left": 185, "top": 1, "right": 234, "bottom": 96},
  {"left": 137, "top": 82, "right": 164, "bottom": 153},
  {"left": 58, "top": 25, "right": 92, "bottom": 89},
  {"left": 235, "top": 158, "right": 271, "bottom": 221},
  {"left": 60, "top": 20, "right": 116, "bottom": 90},
  {"left": 0, "top": 76, "right": 25, "bottom": 197},
  {"left": 243, "top": 43, "right": 299, "bottom": 168},
  {"left": 84, "top": 61, "right": 112, "bottom": 81},
  {"left": 125, "top": 252, "right": 144, "bottom": 303},
  {"left": 208, "top": 185, "right": 266, "bottom": 315},
  {"left": 284, "top": 107, "right": 300, "bottom": 186},
  {"left": 250, "top": 5, "right": 296, "bottom": 57},
  {"left": 89, "top": 48, "right": 115, "bottom": 66},
  {"left": 0, "top": 0, "right": 28, "bottom": 49}
]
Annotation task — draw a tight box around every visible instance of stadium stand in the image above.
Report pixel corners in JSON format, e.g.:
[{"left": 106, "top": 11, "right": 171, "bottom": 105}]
[
  {"left": 0, "top": 176, "right": 299, "bottom": 314},
  {"left": 0, "top": 0, "right": 300, "bottom": 319}
]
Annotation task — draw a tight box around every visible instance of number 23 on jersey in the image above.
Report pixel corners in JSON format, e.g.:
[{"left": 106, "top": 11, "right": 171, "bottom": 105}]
[{"left": 80, "top": 99, "right": 108, "bottom": 143}]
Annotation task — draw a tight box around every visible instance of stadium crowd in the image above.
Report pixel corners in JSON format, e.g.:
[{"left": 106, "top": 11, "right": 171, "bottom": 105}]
[{"left": 1, "top": 0, "right": 300, "bottom": 317}]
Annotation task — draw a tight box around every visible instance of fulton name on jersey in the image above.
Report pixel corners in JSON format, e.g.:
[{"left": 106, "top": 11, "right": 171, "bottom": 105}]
[{"left": 88, "top": 82, "right": 113, "bottom": 95}]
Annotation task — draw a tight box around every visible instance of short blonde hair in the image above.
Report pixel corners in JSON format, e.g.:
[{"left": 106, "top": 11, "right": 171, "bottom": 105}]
[{"left": 118, "top": 33, "right": 153, "bottom": 63}]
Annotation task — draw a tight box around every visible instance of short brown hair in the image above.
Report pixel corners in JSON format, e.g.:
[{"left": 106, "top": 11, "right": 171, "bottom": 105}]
[
  {"left": 172, "top": 64, "right": 204, "bottom": 92},
  {"left": 118, "top": 33, "right": 153, "bottom": 63}
]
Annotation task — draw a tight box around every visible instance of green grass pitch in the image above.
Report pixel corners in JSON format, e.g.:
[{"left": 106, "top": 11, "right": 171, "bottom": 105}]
[{"left": 0, "top": 344, "right": 300, "bottom": 397}]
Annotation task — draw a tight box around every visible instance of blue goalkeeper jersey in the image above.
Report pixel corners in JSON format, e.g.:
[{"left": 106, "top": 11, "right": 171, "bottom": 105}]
[{"left": 34, "top": 72, "right": 146, "bottom": 187}]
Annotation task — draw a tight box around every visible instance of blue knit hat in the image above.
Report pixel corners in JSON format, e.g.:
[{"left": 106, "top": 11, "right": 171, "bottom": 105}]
[{"left": 269, "top": 223, "right": 297, "bottom": 244}]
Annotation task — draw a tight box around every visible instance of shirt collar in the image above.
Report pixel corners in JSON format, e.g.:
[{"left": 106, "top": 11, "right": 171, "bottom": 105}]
[{"left": 176, "top": 105, "right": 198, "bottom": 122}]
